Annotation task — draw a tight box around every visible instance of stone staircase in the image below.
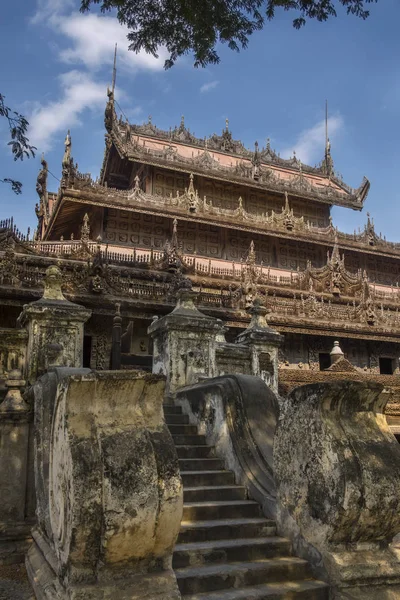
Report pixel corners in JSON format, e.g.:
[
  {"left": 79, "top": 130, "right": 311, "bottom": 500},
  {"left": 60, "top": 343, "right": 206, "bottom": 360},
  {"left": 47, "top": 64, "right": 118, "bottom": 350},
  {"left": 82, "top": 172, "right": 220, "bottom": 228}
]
[{"left": 164, "top": 404, "right": 329, "bottom": 600}]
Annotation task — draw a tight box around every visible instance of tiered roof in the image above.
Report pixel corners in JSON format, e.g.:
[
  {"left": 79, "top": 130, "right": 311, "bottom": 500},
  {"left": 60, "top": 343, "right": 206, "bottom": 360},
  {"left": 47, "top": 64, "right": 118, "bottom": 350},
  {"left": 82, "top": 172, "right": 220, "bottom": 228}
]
[{"left": 100, "top": 90, "right": 370, "bottom": 210}]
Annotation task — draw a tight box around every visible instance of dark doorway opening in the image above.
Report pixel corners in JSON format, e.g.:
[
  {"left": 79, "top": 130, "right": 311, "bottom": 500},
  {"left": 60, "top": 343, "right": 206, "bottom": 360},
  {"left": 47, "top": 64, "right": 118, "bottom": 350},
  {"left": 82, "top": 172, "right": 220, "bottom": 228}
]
[
  {"left": 319, "top": 353, "right": 331, "bottom": 371},
  {"left": 83, "top": 335, "right": 92, "bottom": 368},
  {"left": 379, "top": 357, "right": 394, "bottom": 375}
]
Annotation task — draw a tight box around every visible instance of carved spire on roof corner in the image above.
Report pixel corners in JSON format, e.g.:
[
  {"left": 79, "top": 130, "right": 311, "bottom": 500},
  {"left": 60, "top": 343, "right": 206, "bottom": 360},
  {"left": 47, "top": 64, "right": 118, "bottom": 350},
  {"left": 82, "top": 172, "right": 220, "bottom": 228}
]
[
  {"left": 62, "top": 130, "right": 71, "bottom": 169},
  {"left": 247, "top": 240, "right": 256, "bottom": 266},
  {"left": 105, "top": 45, "right": 117, "bottom": 134},
  {"left": 321, "top": 100, "right": 334, "bottom": 177},
  {"left": 81, "top": 213, "right": 90, "bottom": 243},
  {"left": 172, "top": 217, "right": 178, "bottom": 248},
  {"left": 35, "top": 153, "right": 49, "bottom": 236},
  {"left": 284, "top": 191, "right": 290, "bottom": 212},
  {"left": 252, "top": 141, "right": 261, "bottom": 180}
]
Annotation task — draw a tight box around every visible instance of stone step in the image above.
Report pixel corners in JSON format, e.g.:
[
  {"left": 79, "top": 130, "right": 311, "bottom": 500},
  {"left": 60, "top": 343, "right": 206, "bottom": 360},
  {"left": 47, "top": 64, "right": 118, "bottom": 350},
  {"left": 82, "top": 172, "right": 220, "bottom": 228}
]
[
  {"left": 182, "top": 471, "right": 235, "bottom": 487},
  {"left": 176, "top": 558, "right": 311, "bottom": 596},
  {"left": 184, "top": 486, "right": 247, "bottom": 502},
  {"left": 165, "top": 414, "right": 190, "bottom": 425},
  {"left": 173, "top": 537, "right": 292, "bottom": 568},
  {"left": 183, "top": 500, "right": 261, "bottom": 521},
  {"left": 178, "top": 518, "right": 276, "bottom": 544},
  {"left": 168, "top": 424, "right": 199, "bottom": 435},
  {"left": 179, "top": 458, "right": 224, "bottom": 472},
  {"left": 163, "top": 405, "right": 183, "bottom": 415},
  {"left": 173, "top": 435, "right": 208, "bottom": 446},
  {"left": 180, "top": 579, "right": 329, "bottom": 599},
  {"left": 176, "top": 445, "right": 213, "bottom": 459}
]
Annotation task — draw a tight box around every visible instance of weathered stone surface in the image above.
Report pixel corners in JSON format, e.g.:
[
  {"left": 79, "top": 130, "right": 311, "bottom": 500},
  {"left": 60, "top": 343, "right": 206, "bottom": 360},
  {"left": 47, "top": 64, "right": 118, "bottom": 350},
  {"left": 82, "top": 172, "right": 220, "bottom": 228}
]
[
  {"left": 0, "top": 563, "right": 34, "bottom": 600},
  {"left": 0, "top": 329, "right": 27, "bottom": 381},
  {"left": 235, "top": 299, "right": 283, "bottom": 394},
  {"left": 0, "top": 370, "right": 34, "bottom": 565},
  {"left": 274, "top": 380, "right": 400, "bottom": 598},
  {"left": 148, "top": 285, "right": 223, "bottom": 400},
  {"left": 18, "top": 266, "right": 91, "bottom": 384},
  {"left": 176, "top": 374, "right": 279, "bottom": 518},
  {"left": 26, "top": 368, "right": 183, "bottom": 599}
]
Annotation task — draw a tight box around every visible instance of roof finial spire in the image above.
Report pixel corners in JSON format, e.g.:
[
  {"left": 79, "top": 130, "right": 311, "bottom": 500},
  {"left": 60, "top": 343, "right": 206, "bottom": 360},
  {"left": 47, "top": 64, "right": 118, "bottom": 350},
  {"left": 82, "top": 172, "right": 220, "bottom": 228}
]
[
  {"left": 225, "top": 118, "right": 229, "bottom": 131},
  {"left": 323, "top": 99, "right": 334, "bottom": 176},
  {"left": 111, "top": 43, "right": 117, "bottom": 96},
  {"left": 62, "top": 130, "right": 71, "bottom": 169},
  {"left": 325, "top": 99, "right": 328, "bottom": 153}
]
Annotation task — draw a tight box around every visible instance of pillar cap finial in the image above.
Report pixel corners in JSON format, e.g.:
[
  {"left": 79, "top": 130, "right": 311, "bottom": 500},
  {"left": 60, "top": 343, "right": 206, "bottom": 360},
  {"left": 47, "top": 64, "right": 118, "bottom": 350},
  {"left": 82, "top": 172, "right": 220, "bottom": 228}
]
[
  {"left": 330, "top": 340, "right": 344, "bottom": 364},
  {"left": 42, "top": 265, "right": 66, "bottom": 301}
]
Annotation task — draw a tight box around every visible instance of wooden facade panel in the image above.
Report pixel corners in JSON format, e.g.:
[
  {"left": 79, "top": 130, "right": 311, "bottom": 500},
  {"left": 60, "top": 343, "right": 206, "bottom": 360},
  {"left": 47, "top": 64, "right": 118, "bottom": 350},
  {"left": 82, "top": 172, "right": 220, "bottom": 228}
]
[{"left": 151, "top": 168, "right": 330, "bottom": 228}]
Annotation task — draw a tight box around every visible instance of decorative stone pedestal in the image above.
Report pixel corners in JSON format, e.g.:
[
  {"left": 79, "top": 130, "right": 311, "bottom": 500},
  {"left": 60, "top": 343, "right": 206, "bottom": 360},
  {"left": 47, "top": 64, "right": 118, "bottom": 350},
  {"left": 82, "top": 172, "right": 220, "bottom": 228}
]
[
  {"left": 26, "top": 369, "right": 182, "bottom": 600},
  {"left": 18, "top": 265, "right": 91, "bottom": 384},
  {"left": 148, "top": 280, "right": 223, "bottom": 401},
  {"left": 236, "top": 298, "right": 283, "bottom": 393},
  {"left": 0, "top": 370, "right": 34, "bottom": 565}
]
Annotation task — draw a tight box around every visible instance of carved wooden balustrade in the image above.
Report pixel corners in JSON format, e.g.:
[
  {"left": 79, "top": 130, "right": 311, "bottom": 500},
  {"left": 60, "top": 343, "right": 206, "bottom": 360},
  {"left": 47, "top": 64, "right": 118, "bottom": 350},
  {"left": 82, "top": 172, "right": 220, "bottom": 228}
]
[{"left": 2, "top": 235, "right": 400, "bottom": 334}]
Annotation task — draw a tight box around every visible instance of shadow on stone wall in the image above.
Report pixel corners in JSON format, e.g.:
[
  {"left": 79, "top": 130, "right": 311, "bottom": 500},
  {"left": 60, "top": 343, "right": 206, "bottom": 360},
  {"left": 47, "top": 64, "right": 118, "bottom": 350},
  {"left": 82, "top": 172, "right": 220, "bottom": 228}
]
[{"left": 176, "top": 374, "right": 279, "bottom": 519}]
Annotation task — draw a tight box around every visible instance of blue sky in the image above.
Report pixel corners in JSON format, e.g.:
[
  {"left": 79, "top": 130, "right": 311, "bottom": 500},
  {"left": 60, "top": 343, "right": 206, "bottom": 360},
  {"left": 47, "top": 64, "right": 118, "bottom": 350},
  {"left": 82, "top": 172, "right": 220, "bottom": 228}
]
[{"left": 1, "top": 0, "right": 399, "bottom": 241}]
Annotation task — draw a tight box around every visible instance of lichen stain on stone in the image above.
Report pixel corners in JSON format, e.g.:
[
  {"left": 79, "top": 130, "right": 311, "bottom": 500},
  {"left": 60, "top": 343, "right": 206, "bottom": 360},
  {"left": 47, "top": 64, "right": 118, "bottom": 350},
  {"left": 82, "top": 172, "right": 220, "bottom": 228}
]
[{"left": 27, "top": 368, "right": 182, "bottom": 599}]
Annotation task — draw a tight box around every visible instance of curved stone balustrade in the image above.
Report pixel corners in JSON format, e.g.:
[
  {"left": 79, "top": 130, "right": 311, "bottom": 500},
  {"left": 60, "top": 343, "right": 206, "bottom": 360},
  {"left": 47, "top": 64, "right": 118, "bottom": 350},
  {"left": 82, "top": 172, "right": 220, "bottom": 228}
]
[
  {"left": 176, "top": 374, "right": 279, "bottom": 519},
  {"left": 27, "top": 368, "right": 183, "bottom": 600},
  {"left": 274, "top": 380, "right": 400, "bottom": 599}
]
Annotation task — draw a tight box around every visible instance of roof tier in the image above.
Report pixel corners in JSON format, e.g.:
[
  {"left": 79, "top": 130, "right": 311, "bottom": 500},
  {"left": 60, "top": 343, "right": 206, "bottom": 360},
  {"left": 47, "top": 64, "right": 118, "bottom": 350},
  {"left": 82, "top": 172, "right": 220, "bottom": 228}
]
[{"left": 101, "top": 92, "right": 370, "bottom": 211}]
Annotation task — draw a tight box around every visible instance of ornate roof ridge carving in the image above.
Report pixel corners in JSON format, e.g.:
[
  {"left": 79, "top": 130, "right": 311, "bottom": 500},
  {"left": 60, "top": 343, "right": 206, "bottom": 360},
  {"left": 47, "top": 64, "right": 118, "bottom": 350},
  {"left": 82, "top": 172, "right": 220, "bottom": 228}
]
[
  {"left": 102, "top": 102, "right": 369, "bottom": 209},
  {"left": 109, "top": 131, "right": 368, "bottom": 209},
  {"left": 125, "top": 117, "right": 328, "bottom": 176}
]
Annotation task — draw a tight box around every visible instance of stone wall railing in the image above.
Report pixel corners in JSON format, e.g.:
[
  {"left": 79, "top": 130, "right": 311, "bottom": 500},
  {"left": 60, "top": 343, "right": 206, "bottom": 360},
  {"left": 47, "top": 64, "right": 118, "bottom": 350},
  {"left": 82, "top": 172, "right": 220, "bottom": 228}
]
[
  {"left": 176, "top": 375, "right": 279, "bottom": 519},
  {"left": 274, "top": 380, "right": 400, "bottom": 598}
]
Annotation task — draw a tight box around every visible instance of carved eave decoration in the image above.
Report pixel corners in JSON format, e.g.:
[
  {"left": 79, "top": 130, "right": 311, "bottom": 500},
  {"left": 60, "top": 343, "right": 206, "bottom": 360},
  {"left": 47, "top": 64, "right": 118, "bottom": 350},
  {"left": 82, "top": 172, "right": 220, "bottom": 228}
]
[
  {"left": 0, "top": 227, "right": 37, "bottom": 256},
  {"left": 302, "top": 240, "right": 363, "bottom": 297},
  {"left": 3, "top": 239, "right": 400, "bottom": 339}
]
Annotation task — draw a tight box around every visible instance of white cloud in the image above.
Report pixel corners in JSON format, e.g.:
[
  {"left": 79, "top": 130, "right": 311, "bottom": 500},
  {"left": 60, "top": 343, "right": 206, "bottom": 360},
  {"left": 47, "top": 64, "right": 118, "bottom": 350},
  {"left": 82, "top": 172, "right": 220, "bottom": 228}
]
[
  {"left": 28, "top": 70, "right": 107, "bottom": 152},
  {"left": 28, "top": 1, "right": 157, "bottom": 151},
  {"left": 31, "top": 0, "right": 75, "bottom": 24},
  {"left": 52, "top": 13, "right": 166, "bottom": 72},
  {"left": 32, "top": 0, "right": 166, "bottom": 72},
  {"left": 280, "top": 115, "right": 344, "bottom": 165},
  {"left": 200, "top": 81, "right": 219, "bottom": 94}
]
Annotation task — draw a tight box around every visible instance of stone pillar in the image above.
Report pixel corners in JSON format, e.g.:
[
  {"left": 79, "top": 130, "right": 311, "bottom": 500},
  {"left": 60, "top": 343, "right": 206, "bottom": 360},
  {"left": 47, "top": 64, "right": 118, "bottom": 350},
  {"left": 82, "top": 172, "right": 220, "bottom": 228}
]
[
  {"left": 330, "top": 340, "right": 344, "bottom": 365},
  {"left": 18, "top": 265, "right": 91, "bottom": 384},
  {"left": 236, "top": 298, "right": 283, "bottom": 393},
  {"left": 148, "top": 280, "right": 223, "bottom": 400},
  {"left": 0, "top": 369, "right": 34, "bottom": 564},
  {"left": 111, "top": 302, "right": 122, "bottom": 369},
  {"left": 26, "top": 369, "right": 182, "bottom": 600}
]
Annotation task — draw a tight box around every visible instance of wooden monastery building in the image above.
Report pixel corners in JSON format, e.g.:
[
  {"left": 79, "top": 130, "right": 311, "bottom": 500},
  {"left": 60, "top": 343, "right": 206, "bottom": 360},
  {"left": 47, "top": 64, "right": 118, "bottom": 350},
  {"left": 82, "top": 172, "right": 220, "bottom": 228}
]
[{"left": 1, "top": 88, "right": 400, "bottom": 432}]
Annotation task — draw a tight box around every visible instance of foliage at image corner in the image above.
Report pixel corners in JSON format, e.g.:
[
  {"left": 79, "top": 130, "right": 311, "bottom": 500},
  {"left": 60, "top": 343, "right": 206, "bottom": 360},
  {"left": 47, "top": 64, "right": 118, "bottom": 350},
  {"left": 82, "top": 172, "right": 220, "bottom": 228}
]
[
  {"left": 80, "top": 0, "right": 378, "bottom": 68},
  {"left": 0, "top": 93, "right": 36, "bottom": 195}
]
